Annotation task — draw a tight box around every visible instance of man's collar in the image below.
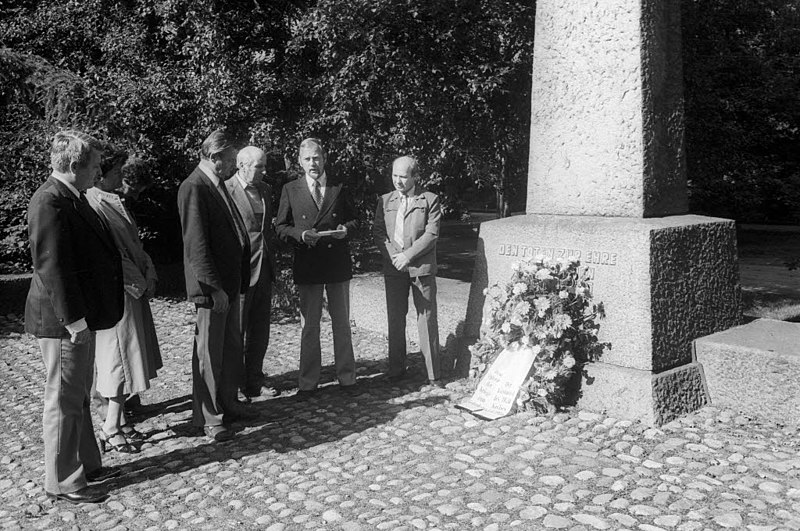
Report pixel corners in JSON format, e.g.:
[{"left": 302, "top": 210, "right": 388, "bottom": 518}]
[
  {"left": 198, "top": 159, "right": 221, "bottom": 186},
  {"left": 51, "top": 172, "right": 80, "bottom": 198},
  {"left": 305, "top": 172, "right": 327, "bottom": 189},
  {"left": 399, "top": 184, "right": 417, "bottom": 199}
]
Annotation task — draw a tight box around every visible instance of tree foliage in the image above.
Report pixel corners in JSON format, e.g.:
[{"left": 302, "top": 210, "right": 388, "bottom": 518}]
[{"left": 1, "top": 0, "right": 799, "bottom": 274}]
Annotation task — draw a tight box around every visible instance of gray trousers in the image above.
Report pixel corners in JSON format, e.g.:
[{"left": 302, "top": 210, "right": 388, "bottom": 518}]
[
  {"left": 297, "top": 281, "right": 356, "bottom": 390},
  {"left": 240, "top": 273, "right": 272, "bottom": 391},
  {"left": 39, "top": 336, "right": 102, "bottom": 494},
  {"left": 384, "top": 273, "right": 441, "bottom": 380},
  {"left": 192, "top": 295, "right": 242, "bottom": 427}
]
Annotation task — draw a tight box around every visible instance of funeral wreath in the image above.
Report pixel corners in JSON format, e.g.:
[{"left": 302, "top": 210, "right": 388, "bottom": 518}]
[{"left": 469, "top": 256, "right": 605, "bottom": 413}]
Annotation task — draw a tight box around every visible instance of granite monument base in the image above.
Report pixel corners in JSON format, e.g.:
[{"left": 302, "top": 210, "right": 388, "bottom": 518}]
[{"left": 465, "top": 214, "right": 742, "bottom": 425}]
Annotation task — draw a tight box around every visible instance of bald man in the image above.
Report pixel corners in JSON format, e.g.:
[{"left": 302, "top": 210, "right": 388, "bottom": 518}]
[
  {"left": 373, "top": 156, "right": 443, "bottom": 387},
  {"left": 226, "top": 146, "right": 277, "bottom": 398}
]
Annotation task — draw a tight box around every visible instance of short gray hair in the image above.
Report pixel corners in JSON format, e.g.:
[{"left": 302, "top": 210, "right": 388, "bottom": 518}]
[
  {"left": 50, "top": 130, "right": 100, "bottom": 173},
  {"left": 298, "top": 137, "right": 326, "bottom": 157},
  {"left": 393, "top": 155, "right": 419, "bottom": 177},
  {"left": 200, "top": 129, "right": 235, "bottom": 160},
  {"left": 237, "top": 146, "right": 265, "bottom": 167}
]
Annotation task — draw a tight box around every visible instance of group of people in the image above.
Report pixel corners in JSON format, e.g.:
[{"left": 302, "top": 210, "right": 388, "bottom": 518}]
[{"left": 25, "top": 128, "right": 445, "bottom": 504}]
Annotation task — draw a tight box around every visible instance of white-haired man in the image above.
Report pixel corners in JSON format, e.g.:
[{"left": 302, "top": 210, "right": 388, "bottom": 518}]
[
  {"left": 226, "top": 146, "right": 277, "bottom": 398},
  {"left": 25, "top": 130, "right": 125, "bottom": 503}
]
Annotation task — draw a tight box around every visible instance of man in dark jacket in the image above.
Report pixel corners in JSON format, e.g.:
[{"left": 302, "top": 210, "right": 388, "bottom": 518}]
[
  {"left": 25, "top": 130, "right": 124, "bottom": 504},
  {"left": 275, "top": 138, "right": 359, "bottom": 394},
  {"left": 177, "top": 129, "right": 255, "bottom": 443}
]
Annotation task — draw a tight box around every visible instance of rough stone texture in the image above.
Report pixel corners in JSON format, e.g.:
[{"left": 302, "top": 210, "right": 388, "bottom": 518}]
[
  {"left": 466, "top": 214, "right": 742, "bottom": 372},
  {"left": 580, "top": 362, "right": 708, "bottom": 426},
  {"left": 527, "top": 0, "right": 686, "bottom": 217},
  {"left": 696, "top": 319, "right": 800, "bottom": 426}
]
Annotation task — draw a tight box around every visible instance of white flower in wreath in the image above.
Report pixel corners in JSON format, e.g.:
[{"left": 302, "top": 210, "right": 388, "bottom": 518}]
[
  {"left": 523, "top": 261, "right": 538, "bottom": 274},
  {"left": 520, "top": 335, "right": 530, "bottom": 346},
  {"left": 558, "top": 290, "right": 569, "bottom": 299},
  {"left": 534, "top": 296, "right": 551, "bottom": 312},
  {"left": 576, "top": 286, "right": 586, "bottom": 296},
  {"left": 511, "top": 261, "right": 521, "bottom": 272},
  {"left": 501, "top": 322, "right": 511, "bottom": 333},
  {"left": 537, "top": 388, "right": 548, "bottom": 397},
  {"left": 535, "top": 268, "right": 552, "bottom": 280},
  {"left": 512, "top": 282, "right": 528, "bottom": 295},
  {"left": 516, "top": 300, "right": 531, "bottom": 315},
  {"left": 545, "top": 370, "right": 558, "bottom": 381},
  {"left": 531, "top": 344, "right": 542, "bottom": 355},
  {"left": 563, "top": 355, "right": 576, "bottom": 369}
]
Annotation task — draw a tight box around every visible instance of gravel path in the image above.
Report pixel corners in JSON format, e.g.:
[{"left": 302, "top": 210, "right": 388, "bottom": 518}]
[{"left": 1, "top": 298, "right": 798, "bottom": 530}]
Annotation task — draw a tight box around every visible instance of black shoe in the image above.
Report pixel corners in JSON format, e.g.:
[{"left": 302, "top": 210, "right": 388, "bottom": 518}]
[
  {"left": 46, "top": 486, "right": 108, "bottom": 504},
  {"left": 428, "top": 379, "right": 446, "bottom": 389},
  {"left": 339, "top": 383, "right": 360, "bottom": 395},
  {"left": 386, "top": 371, "right": 408, "bottom": 382},
  {"left": 86, "top": 466, "right": 122, "bottom": 483},
  {"left": 225, "top": 406, "right": 259, "bottom": 422},
  {"left": 204, "top": 425, "right": 233, "bottom": 442},
  {"left": 296, "top": 388, "right": 318, "bottom": 398}
]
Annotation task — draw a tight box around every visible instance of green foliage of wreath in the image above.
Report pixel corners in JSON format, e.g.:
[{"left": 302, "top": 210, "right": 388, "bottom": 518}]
[{"left": 469, "top": 257, "right": 605, "bottom": 413}]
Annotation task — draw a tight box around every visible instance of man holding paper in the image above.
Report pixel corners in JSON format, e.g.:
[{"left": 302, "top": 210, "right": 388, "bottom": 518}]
[
  {"left": 275, "top": 138, "right": 359, "bottom": 394},
  {"left": 373, "top": 156, "right": 443, "bottom": 387}
]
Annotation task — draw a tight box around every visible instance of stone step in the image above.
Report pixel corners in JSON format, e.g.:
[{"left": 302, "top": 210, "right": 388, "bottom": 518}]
[{"left": 695, "top": 318, "right": 800, "bottom": 427}]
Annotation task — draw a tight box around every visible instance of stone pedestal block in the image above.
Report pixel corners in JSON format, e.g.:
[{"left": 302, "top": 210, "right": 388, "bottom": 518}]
[
  {"left": 465, "top": 214, "right": 742, "bottom": 424},
  {"left": 695, "top": 319, "right": 800, "bottom": 427}
]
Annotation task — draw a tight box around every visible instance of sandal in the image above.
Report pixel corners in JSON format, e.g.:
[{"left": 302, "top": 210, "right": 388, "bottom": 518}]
[
  {"left": 98, "top": 429, "right": 140, "bottom": 454},
  {"left": 120, "top": 425, "right": 146, "bottom": 442}
]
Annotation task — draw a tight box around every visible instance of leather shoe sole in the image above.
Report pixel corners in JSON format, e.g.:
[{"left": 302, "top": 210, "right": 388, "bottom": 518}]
[
  {"left": 46, "top": 487, "right": 107, "bottom": 504},
  {"left": 204, "top": 425, "right": 233, "bottom": 442},
  {"left": 86, "top": 467, "right": 122, "bottom": 482}
]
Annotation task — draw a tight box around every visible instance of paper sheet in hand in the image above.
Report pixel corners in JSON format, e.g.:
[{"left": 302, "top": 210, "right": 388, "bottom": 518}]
[
  {"left": 317, "top": 229, "right": 345, "bottom": 236},
  {"left": 458, "top": 345, "right": 536, "bottom": 420}
]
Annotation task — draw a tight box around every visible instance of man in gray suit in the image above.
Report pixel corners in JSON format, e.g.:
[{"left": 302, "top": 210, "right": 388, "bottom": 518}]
[
  {"left": 373, "top": 156, "right": 443, "bottom": 387},
  {"left": 226, "top": 146, "right": 277, "bottom": 398}
]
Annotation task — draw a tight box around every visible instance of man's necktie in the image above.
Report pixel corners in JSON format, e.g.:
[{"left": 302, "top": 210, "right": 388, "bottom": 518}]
[
  {"left": 393, "top": 195, "right": 406, "bottom": 249},
  {"left": 78, "top": 192, "right": 111, "bottom": 234},
  {"left": 313, "top": 180, "right": 323, "bottom": 210},
  {"left": 219, "top": 184, "right": 247, "bottom": 245}
]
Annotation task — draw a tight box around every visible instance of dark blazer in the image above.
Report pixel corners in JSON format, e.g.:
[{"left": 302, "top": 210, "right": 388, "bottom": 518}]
[
  {"left": 374, "top": 188, "right": 441, "bottom": 277},
  {"left": 25, "top": 177, "right": 124, "bottom": 337},
  {"left": 275, "top": 175, "right": 358, "bottom": 285},
  {"left": 225, "top": 177, "right": 277, "bottom": 285},
  {"left": 177, "top": 166, "right": 250, "bottom": 306}
]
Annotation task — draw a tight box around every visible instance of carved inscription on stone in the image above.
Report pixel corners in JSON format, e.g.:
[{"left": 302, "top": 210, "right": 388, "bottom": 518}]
[{"left": 497, "top": 244, "right": 619, "bottom": 266}]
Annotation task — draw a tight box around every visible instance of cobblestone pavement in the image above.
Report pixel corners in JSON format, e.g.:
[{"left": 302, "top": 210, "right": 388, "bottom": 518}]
[{"left": 1, "top": 298, "right": 799, "bottom": 530}]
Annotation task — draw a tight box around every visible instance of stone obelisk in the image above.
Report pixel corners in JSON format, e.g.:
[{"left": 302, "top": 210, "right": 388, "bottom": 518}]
[{"left": 465, "top": 0, "right": 742, "bottom": 425}]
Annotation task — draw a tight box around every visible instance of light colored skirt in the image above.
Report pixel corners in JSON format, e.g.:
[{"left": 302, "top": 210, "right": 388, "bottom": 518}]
[{"left": 95, "top": 293, "right": 162, "bottom": 397}]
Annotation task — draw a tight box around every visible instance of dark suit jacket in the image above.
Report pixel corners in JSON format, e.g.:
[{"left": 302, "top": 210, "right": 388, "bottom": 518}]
[
  {"left": 275, "top": 175, "right": 358, "bottom": 285},
  {"left": 225, "top": 177, "right": 277, "bottom": 286},
  {"left": 25, "top": 177, "right": 124, "bottom": 337},
  {"left": 373, "top": 188, "right": 441, "bottom": 277},
  {"left": 178, "top": 166, "right": 250, "bottom": 306}
]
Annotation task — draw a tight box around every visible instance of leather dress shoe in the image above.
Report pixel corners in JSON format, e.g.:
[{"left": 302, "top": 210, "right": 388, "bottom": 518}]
[
  {"left": 226, "top": 406, "right": 259, "bottom": 421},
  {"left": 204, "top": 425, "right": 233, "bottom": 442},
  {"left": 86, "top": 466, "right": 122, "bottom": 482},
  {"left": 339, "top": 383, "right": 360, "bottom": 395},
  {"left": 386, "top": 371, "right": 408, "bottom": 382},
  {"left": 46, "top": 486, "right": 108, "bottom": 504},
  {"left": 296, "top": 388, "right": 319, "bottom": 398}
]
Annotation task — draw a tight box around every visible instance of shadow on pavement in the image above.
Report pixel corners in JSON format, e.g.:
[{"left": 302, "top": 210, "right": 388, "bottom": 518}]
[{"left": 105, "top": 380, "right": 448, "bottom": 491}]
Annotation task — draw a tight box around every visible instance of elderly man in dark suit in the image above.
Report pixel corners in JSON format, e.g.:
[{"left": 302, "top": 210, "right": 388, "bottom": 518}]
[
  {"left": 225, "top": 146, "right": 277, "bottom": 398},
  {"left": 25, "top": 130, "right": 124, "bottom": 504},
  {"left": 373, "top": 156, "right": 443, "bottom": 387},
  {"left": 177, "top": 129, "right": 256, "bottom": 443},
  {"left": 275, "top": 138, "right": 359, "bottom": 394}
]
